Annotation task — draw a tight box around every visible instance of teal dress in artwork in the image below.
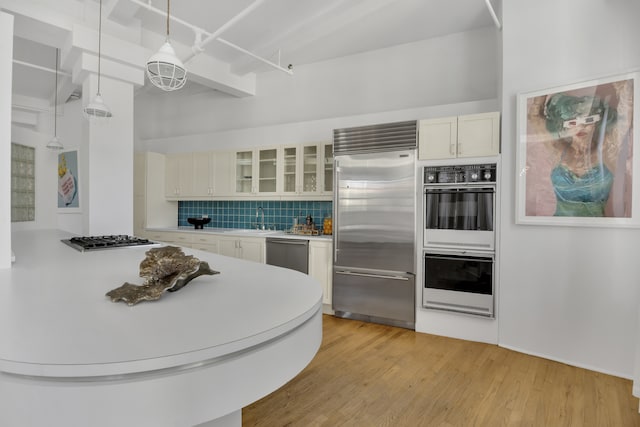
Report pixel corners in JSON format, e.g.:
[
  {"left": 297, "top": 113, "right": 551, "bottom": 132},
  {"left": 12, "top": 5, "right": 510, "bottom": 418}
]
[{"left": 550, "top": 163, "right": 613, "bottom": 217}]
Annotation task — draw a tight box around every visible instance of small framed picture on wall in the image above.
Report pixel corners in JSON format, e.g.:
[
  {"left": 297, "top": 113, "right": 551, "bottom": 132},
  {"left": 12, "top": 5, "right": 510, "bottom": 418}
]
[{"left": 57, "top": 149, "right": 81, "bottom": 212}]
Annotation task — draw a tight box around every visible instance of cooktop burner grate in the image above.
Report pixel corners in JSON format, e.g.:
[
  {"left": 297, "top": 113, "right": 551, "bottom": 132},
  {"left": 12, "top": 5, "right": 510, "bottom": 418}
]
[{"left": 62, "top": 235, "right": 156, "bottom": 252}]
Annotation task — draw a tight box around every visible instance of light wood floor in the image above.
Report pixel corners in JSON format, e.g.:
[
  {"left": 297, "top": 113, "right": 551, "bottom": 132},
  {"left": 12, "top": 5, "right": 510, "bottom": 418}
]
[{"left": 243, "top": 314, "right": 640, "bottom": 427}]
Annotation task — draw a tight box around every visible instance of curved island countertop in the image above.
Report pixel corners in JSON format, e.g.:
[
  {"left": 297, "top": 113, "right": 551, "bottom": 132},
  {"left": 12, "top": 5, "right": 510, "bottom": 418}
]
[{"left": 0, "top": 229, "right": 323, "bottom": 427}]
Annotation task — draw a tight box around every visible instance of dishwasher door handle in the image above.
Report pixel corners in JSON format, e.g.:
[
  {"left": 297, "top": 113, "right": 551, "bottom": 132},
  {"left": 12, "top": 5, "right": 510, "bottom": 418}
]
[{"left": 267, "top": 239, "right": 309, "bottom": 246}]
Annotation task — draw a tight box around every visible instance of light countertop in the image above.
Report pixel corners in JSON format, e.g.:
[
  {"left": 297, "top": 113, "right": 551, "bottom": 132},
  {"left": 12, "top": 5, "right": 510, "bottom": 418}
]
[
  {"left": 1, "top": 229, "right": 323, "bottom": 378},
  {"left": 146, "top": 226, "right": 333, "bottom": 241},
  {"left": 0, "top": 229, "right": 323, "bottom": 426}
]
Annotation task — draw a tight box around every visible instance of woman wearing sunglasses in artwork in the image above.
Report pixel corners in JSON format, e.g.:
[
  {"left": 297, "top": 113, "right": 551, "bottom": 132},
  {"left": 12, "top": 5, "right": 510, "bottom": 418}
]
[{"left": 541, "top": 80, "right": 633, "bottom": 217}]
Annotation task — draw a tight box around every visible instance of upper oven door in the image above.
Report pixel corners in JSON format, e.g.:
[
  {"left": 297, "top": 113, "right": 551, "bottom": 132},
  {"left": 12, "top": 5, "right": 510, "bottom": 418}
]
[{"left": 423, "top": 185, "right": 495, "bottom": 250}]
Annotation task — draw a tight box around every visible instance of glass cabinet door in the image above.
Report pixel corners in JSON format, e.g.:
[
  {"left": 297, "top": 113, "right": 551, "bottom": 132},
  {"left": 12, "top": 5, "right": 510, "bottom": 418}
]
[
  {"left": 302, "top": 145, "right": 318, "bottom": 193},
  {"left": 235, "top": 150, "right": 254, "bottom": 194},
  {"left": 282, "top": 146, "right": 298, "bottom": 193},
  {"left": 323, "top": 144, "right": 333, "bottom": 193},
  {"left": 258, "top": 148, "right": 277, "bottom": 193}
]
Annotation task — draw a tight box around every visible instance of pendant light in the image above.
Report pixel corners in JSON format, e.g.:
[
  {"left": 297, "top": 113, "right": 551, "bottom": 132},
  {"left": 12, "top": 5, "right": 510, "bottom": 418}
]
[
  {"left": 47, "top": 48, "right": 64, "bottom": 150},
  {"left": 84, "top": 0, "right": 112, "bottom": 120},
  {"left": 146, "top": 0, "right": 187, "bottom": 91}
]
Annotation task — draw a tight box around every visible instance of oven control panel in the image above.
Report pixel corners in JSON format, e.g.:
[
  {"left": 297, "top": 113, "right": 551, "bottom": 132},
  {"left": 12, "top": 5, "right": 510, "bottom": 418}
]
[{"left": 424, "top": 164, "right": 496, "bottom": 184}]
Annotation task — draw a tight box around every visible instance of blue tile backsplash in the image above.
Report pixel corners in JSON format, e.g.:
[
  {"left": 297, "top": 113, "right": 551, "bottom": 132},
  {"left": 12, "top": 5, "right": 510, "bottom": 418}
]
[{"left": 178, "top": 200, "right": 332, "bottom": 231}]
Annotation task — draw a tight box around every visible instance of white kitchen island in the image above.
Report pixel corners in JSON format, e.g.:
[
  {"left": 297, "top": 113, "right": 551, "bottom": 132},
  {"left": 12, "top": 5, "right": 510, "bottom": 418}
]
[{"left": 0, "top": 230, "right": 323, "bottom": 427}]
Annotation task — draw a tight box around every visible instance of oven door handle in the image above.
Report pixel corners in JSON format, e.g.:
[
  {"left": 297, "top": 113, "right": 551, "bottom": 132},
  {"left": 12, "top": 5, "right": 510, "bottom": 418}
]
[
  {"left": 425, "top": 254, "right": 494, "bottom": 262},
  {"left": 424, "top": 186, "right": 495, "bottom": 194}
]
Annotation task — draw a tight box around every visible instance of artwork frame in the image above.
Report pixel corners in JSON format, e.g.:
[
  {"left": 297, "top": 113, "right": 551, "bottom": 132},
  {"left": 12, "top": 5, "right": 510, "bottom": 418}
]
[
  {"left": 57, "top": 149, "right": 81, "bottom": 212},
  {"left": 516, "top": 72, "right": 639, "bottom": 227}
]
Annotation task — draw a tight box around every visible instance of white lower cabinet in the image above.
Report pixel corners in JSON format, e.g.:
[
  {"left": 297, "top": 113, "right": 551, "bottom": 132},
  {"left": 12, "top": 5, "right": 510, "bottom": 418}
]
[
  {"left": 217, "top": 236, "right": 265, "bottom": 263},
  {"left": 191, "top": 234, "right": 219, "bottom": 254},
  {"left": 308, "top": 240, "right": 332, "bottom": 306},
  {"left": 146, "top": 231, "right": 193, "bottom": 247},
  {"left": 144, "top": 233, "right": 336, "bottom": 300}
]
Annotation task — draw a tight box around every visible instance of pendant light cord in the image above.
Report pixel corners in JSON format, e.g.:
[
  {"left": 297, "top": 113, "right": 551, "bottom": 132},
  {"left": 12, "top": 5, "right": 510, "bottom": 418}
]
[
  {"left": 97, "top": 0, "right": 103, "bottom": 95},
  {"left": 54, "top": 48, "right": 58, "bottom": 137},
  {"left": 166, "top": 0, "right": 170, "bottom": 39}
]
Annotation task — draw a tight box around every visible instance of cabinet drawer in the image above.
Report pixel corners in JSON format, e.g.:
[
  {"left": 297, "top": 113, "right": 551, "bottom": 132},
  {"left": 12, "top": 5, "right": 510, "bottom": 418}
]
[
  {"left": 146, "top": 232, "right": 172, "bottom": 242},
  {"left": 191, "top": 242, "right": 218, "bottom": 254},
  {"left": 192, "top": 234, "right": 219, "bottom": 245},
  {"left": 169, "top": 233, "right": 193, "bottom": 245}
]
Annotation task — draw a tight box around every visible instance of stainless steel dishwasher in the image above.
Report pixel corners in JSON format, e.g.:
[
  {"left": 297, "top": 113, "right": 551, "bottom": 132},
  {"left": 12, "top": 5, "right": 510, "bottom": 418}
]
[{"left": 266, "top": 238, "right": 309, "bottom": 274}]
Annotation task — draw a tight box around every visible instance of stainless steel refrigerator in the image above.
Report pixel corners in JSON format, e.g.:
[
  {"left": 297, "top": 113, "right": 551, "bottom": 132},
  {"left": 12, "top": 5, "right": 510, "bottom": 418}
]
[{"left": 332, "top": 121, "right": 416, "bottom": 329}]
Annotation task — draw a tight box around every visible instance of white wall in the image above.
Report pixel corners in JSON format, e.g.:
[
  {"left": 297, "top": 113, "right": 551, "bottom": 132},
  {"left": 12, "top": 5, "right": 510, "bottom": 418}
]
[
  {"left": 136, "top": 27, "right": 498, "bottom": 142},
  {"left": 142, "top": 99, "right": 499, "bottom": 154},
  {"left": 500, "top": 0, "right": 640, "bottom": 378},
  {"left": 0, "top": 12, "right": 13, "bottom": 269},
  {"left": 82, "top": 75, "right": 134, "bottom": 236},
  {"left": 55, "top": 99, "right": 85, "bottom": 235}
]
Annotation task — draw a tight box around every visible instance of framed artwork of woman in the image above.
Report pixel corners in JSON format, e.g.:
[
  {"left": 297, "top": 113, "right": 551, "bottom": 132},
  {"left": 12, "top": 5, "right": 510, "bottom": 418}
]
[{"left": 516, "top": 72, "right": 638, "bottom": 227}]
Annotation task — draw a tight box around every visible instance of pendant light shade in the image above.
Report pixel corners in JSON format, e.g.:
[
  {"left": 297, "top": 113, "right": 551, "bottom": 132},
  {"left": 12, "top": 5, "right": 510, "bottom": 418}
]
[
  {"left": 84, "top": 0, "right": 112, "bottom": 120},
  {"left": 146, "top": 0, "right": 187, "bottom": 91},
  {"left": 47, "top": 48, "right": 64, "bottom": 151},
  {"left": 84, "top": 94, "right": 112, "bottom": 118},
  {"left": 47, "top": 136, "right": 64, "bottom": 150}
]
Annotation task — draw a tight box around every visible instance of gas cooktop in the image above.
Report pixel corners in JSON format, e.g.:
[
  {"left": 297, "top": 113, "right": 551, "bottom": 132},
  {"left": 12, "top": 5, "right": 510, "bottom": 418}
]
[{"left": 61, "top": 235, "right": 157, "bottom": 252}]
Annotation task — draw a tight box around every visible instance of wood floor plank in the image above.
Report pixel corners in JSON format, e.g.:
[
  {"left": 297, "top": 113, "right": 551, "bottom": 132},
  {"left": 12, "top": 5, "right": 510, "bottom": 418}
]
[{"left": 242, "top": 315, "right": 640, "bottom": 426}]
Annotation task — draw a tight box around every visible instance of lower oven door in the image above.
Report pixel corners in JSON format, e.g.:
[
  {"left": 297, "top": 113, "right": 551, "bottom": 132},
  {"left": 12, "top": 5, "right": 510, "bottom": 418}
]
[{"left": 423, "top": 251, "right": 494, "bottom": 317}]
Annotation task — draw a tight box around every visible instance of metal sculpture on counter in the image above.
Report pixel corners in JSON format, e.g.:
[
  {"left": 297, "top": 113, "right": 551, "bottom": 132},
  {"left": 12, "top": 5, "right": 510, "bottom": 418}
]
[{"left": 106, "top": 246, "right": 218, "bottom": 306}]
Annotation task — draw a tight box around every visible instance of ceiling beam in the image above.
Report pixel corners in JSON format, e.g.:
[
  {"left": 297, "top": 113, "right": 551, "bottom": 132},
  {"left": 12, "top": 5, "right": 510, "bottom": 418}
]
[
  {"left": 5, "top": 2, "right": 257, "bottom": 98},
  {"left": 229, "top": 0, "right": 402, "bottom": 75},
  {"left": 104, "top": 0, "right": 143, "bottom": 26}
]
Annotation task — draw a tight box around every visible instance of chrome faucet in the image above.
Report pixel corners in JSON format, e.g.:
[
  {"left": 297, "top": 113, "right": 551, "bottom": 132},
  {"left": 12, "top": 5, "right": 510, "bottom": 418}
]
[{"left": 256, "top": 206, "right": 265, "bottom": 230}]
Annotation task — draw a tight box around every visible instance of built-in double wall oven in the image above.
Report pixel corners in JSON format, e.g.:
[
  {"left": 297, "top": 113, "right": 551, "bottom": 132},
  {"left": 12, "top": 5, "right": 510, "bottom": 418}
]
[{"left": 422, "top": 163, "right": 497, "bottom": 317}]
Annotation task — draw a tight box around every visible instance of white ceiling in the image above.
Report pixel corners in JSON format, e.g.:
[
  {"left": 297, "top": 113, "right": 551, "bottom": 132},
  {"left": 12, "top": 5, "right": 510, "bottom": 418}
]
[{"left": 8, "top": 0, "right": 498, "bottom": 106}]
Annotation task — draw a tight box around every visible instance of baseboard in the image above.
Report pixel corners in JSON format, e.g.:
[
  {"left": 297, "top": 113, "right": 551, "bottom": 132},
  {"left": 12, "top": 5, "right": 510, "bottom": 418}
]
[{"left": 499, "top": 343, "right": 632, "bottom": 380}]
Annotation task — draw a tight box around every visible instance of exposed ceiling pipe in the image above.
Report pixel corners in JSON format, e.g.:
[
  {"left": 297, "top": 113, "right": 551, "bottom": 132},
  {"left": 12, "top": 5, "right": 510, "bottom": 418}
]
[
  {"left": 182, "top": 0, "right": 265, "bottom": 64},
  {"left": 128, "top": 0, "right": 292, "bottom": 75},
  {"left": 216, "top": 39, "right": 292, "bottom": 74},
  {"left": 484, "top": 0, "right": 502, "bottom": 30},
  {"left": 12, "top": 59, "right": 72, "bottom": 77}
]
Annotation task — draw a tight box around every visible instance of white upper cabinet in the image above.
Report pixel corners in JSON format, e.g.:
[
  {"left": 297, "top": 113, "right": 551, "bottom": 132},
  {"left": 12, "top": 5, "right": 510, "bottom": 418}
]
[
  {"left": 281, "top": 145, "right": 299, "bottom": 195},
  {"left": 192, "top": 151, "right": 214, "bottom": 197},
  {"left": 165, "top": 153, "right": 194, "bottom": 198},
  {"left": 418, "top": 112, "right": 500, "bottom": 160},
  {"left": 212, "top": 151, "right": 233, "bottom": 197},
  {"left": 301, "top": 144, "right": 319, "bottom": 195},
  {"left": 166, "top": 151, "right": 234, "bottom": 200},
  {"left": 257, "top": 147, "right": 278, "bottom": 196},
  {"left": 234, "top": 149, "right": 254, "bottom": 195},
  {"left": 164, "top": 142, "right": 333, "bottom": 200},
  {"left": 233, "top": 147, "right": 279, "bottom": 196},
  {"left": 279, "top": 142, "right": 332, "bottom": 199},
  {"left": 321, "top": 143, "right": 334, "bottom": 195}
]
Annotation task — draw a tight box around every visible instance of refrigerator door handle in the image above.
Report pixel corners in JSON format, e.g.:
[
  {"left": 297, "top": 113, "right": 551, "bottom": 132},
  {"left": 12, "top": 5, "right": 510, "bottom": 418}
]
[
  {"left": 335, "top": 270, "right": 410, "bottom": 281},
  {"left": 333, "top": 160, "right": 339, "bottom": 263}
]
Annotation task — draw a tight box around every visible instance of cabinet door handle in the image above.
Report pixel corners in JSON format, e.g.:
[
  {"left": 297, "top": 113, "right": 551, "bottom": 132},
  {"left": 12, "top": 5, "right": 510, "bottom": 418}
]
[{"left": 450, "top": 143, "right": 455, "bottom": 156}]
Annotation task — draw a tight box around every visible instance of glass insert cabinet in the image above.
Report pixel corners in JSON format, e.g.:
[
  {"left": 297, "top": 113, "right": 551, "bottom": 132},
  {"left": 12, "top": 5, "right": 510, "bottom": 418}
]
[
  {"left": 165, "top": 142, "right": 333, "bottom": 199},
  {"left": 280, "top": 143, "right": 333, "bottom": 196},
  {"left": 235, "top": 150, "right": 254, "bottom": 194}
]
